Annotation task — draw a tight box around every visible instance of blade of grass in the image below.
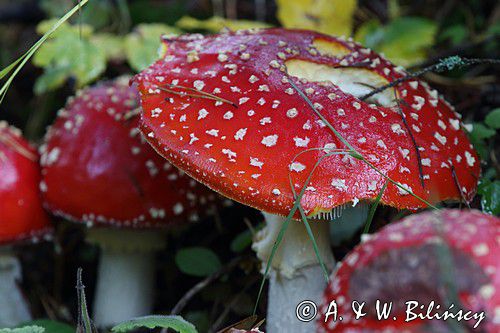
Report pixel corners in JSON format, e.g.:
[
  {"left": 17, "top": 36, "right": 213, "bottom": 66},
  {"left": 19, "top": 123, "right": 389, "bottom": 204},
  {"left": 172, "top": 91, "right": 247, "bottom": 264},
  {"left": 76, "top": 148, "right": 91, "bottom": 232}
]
[
  {"left": 0, "top": 59, "right": 22, "bottom": 81},
  {"left": 286, "top": 76, "right": 437, "bottom": 209},
  {"left": 363, "top": 180, "right": 388, "bottom": 234},
  {"left": 297, "top": 205, "right": 329, "bottom": 281},
  {"left": 287, "top": 148, "right": 353, "bottom": 282},
  {"left": 430, "top": 212, "right": 467, "bottom": 333},
  {"left": 0, "top": 0, "right": 89, "bottom": 105},
  {"left": 76, "top": 268, "right": 96, "bottom": 333},
  {"left": 253, "top": 150, "right": 351, "bottom": 314}
]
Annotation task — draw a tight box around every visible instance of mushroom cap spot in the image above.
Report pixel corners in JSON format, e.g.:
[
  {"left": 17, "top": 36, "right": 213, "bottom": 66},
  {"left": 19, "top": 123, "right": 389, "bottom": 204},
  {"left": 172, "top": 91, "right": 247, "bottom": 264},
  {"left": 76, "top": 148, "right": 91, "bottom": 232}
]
[
  {"left": 41, "top": 79, "right": 218, "bottom": 229},
  {"left": 319, "top": 209, "right": 500, "bottom": 332},
  {"left": 134, "top": 28, "right": 479, "bottom": 218},
  {"left": 0, "top": 122, "right": 53, "bottom": 244}
]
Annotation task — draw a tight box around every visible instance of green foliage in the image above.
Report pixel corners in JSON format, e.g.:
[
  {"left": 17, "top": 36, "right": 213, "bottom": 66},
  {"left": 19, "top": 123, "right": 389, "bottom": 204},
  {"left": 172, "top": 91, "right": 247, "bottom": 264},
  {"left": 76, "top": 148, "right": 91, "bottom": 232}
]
[
  {"left": 184, "top": 311, "right": 209, "bottom": 333},
  {"left": 33, "top": 20, "right": 181, "bottom": 89},
  {"left": 0, "top": 327, "right": 44, "bottom": 333},
  {"left": 124, "top": 24, "right": 180, "bottom": 72},
  {"left": 485, "top": 108, "right": 500, "bottom": 129},
  {"left": 468, "top": 109, "right": 497, "bottom": 159},
  {"left": 33, "top": 20, "right": 106, "bottom": 94},
  {"left": 112, "top": 315, "right": 198, "bottom": 333},
  {"left": 439, "top": 24, "right": 468, "bottom": 45},
  {"left": 91, "top": 33, "right": 125, "bottom": 61},
  {"left": 479, "top": 181, "right": 500, "bottom": 216},
  {"left": 18, "top": 321, "right": 73, "bottom": 333},
  {"left": 0, "top": 0, "right": 90, "bottom": 104},
  {"left": 175, "top": 247, "right": 222, "bottom": 277},
  {"left": 231, "top": 229, "right": 253, "bottom": 253},
  {"left": 176, "top": 16, "right": 271, "bottom": 32},
  {"left": 355, "top": 17, "right": 437, "bottom": 66},
  {"left": 469, "top": 108, "right": 499, "bottom": 216},
  {"left": 470, "top": 123, "right": 496, "bottom": 140},
  {"left": 275, "top": 0, "right": 356, "bottom": 37},
  {"left": 41, "top": 0, "right": 122, "bottom": 30}
]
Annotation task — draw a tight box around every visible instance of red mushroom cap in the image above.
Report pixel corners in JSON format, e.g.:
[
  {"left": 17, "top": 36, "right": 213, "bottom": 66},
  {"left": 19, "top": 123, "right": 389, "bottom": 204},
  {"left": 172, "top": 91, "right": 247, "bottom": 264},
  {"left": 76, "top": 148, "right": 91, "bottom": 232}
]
[
  {"left": 40, "top": 78, "right": 217, "bottom": 228},
  {"left": 0, "top": 122, "right": 52, "bottom": 245},
  {"left": 318, "top": 209, "right": 499, "bottom": 333},
  {"left": 133, "top": 28, "right": 479, "bottom": 218}
]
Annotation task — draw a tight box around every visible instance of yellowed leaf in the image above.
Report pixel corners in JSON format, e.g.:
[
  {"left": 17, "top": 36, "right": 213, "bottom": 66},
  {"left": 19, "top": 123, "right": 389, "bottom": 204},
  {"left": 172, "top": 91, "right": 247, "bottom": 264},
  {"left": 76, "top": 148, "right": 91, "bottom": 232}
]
[
  {"left": 276, "top": 0, "right": 357, "bottom": 36},
  {"left": 176, "top": 16, "right": 271, "bottom": 33}
]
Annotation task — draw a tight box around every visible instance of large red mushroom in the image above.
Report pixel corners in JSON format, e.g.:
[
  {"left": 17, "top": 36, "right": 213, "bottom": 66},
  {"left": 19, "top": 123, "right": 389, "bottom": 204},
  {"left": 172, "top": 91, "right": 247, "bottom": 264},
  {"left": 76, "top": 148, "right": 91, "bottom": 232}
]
[
  {"left": 133, "top": 28, "right": 479, "bottom": 332},
  {"left": 0, "top": 121, "right": 52, "bottom": 327},
  {"left": 40, "top": 77, "right": 218, "bottom": 327},
  {"left": 319, "top": 209, "right": 499, "bottom": 333}
]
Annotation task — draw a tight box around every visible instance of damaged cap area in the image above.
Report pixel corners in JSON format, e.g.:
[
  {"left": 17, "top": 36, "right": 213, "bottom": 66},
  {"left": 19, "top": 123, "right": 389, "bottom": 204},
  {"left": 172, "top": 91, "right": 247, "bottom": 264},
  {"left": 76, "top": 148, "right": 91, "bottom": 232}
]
[
  {"left": 40, "top": 78, "right": 218, "bottom": 228},
  {"left": 318, "top": 209, "right": 499, "bottom": 332},
  {"left": 0, "top": 122, "right": 53, "bottom": 245},
  {"left": 133, "top": 28, "right": 479, "bottom": 218}
]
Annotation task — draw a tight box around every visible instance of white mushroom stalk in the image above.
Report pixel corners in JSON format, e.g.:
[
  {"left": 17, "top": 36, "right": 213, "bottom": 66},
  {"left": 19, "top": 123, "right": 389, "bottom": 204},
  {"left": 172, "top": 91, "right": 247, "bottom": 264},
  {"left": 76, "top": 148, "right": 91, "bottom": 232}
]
[
  {"left": 87, "top": 229, "right": 165, "bottom": 328},
  {"left": 0, "top": 248, "right": 32, "bottom": 327},
  {"left": 253, "top": 204, "right": 368, "bottom": 333}
]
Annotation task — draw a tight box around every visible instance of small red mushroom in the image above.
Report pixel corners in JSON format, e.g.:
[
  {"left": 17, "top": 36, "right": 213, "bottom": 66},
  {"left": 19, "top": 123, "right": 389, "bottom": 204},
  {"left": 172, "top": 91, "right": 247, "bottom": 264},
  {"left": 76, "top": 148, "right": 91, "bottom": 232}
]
[
  {"left": 0, "top": 121, "right": 52, "bottom": 327},
  {"left": 133, "top": 28, "right": 479, "bottom": 332},
  {"left": 318, "top": 209, "right": 499, "bottom": 333},
  {"left": 40, "top": 77, "right": 218, "bottom": 327}
]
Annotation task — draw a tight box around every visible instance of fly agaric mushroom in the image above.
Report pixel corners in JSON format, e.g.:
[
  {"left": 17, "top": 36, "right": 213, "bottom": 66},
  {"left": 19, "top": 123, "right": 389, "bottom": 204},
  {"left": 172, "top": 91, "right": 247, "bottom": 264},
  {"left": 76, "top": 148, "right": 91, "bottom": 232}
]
[
  {"left": 0, "top": 121, "right": 52, "bottom": 327},
  {"left": 133, "top": 29, "right": 479, "bottom": 332},
  {"left": 40, "top": 78, "right": 218, "bottom": 327},
  {"left": 319, "top": 209, "right": 499, "bottom": 333}
]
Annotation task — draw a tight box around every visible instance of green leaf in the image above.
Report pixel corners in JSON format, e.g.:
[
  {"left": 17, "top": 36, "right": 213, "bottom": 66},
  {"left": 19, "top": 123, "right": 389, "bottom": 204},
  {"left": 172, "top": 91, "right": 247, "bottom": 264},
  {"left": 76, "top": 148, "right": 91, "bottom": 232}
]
[
  {"left": 112, "top": 315, "right": 198, "bottom": 333},
  {"left": 175, "top": 247, "right": 221, "bottom": 277},
  {"left": 470, "top": 123, "right": 496, "bottom": 140},
  {"left": 36, "top": 19, "right": 93, "bottom": 38},
  {"left": 354, "top": 20, "right": 384, "bottom": 48},
  {"left": 485, "top": 108, "right": 500, "bottom": 129},
  {"left": 0, "top": 327, "right": 44, "bottom": 333},
  {"left": 124, "top": 23, "right": 180, "bottom": 72},
  {"left": 33, "top": 19, "right": 107, "bottom": 94},
  {"left": 176, "top": 16, "right": 271, "bottom": 32},
  {"left": 275, "top": 0, "right": 356, "bottom": 36},
  {"left": 0, "top": 0, "right": 90, "bottom": 105},
  {"left": 34, "top": 67, "right": 70, "bottom": 95},
  {"left": 439, "top": 25, "right": 468, "bottom": 45},
  {"left": 230, "top": 229, "right": 253, "bottom": 253},
  {"left": 379, "top": 17, "right": 437, "bottom": 66},
  {"left": 184, "top": 312, "right": 209, "bottom": 333},
  {"left": 19, "top": 320, "right": 73, "bottom": 333},
  {"left": 356, "top": 17, "right": 437, "bottom": 66},
  {"left": 480, "top": 181, "right": 500, "bottom": 216},
  {"left": 91, "top": 33, "right": 125, "bottom": 61}
]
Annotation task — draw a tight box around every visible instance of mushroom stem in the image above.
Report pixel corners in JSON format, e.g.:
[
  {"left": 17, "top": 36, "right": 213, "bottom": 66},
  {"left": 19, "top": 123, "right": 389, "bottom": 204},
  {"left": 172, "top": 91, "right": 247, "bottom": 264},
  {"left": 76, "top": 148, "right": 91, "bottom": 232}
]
[
  {"left": 252, "top": 213, "right": 334, "bottom": 333},
  {"left": 0, "top": 249, "right": 32, "bottom": 327},
  {"left": 87, "top": 229, "right": 165, "bottom": 328}
]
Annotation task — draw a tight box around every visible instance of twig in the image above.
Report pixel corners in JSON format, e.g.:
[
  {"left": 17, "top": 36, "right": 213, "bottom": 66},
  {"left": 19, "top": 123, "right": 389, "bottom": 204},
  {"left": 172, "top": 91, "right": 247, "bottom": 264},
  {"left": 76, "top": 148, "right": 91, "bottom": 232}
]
[
  {"left": 158, "top": 84, "right": 237, "bottom": 108},
  {"left": 170, "top": 256, "right": 247, "bottom": 315},
  {"left": 0, "top": 134, "right": 37, "bottom": 161},
  {"left": 360, "top": 56, "right": 500, "bottom": 101},
  {"left": 209, "top": 276, "right": 260, "bottom": 333},
  {"left": 450, "top": 161, "right": 471, "bottom": 209}
]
